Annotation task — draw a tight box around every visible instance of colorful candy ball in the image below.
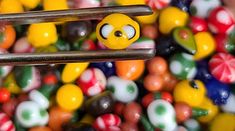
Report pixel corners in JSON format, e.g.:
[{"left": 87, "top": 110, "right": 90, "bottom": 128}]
[
  {"left": 107, "top": 76, "right": 138, "bottom": 103},
  {"left": 93, "top": 114, "right": 121, "bottom": 131},
  {"left": 77, "top": 68, "right": 106, "bottom": 96},
  {"left": 0, "top": 112, "right": 15, "bottom": 131},
  {"left": 169, "top": 53, "right": 197, "bottom": 80},
  {"left": 147, "top": 99, "right": 177, "bottom": 131},
  {"left": 56, "top": 84, "right": 84, "bottom": 111},
  {"left": 209, "top": 53, "right": 235, "bottom": 84}
]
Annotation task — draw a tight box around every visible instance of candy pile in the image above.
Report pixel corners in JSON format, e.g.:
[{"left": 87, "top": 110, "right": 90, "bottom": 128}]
[{"left": 0, "top": 0, "right": 235, "bottom": 131}]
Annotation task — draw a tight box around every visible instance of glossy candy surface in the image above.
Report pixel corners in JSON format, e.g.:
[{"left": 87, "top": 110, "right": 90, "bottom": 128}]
[
  {"left": 169, "top": 53, "right": 197, "bottom": 80},
  {"left": 188, "top": 16, "right": 208, "bottom": 34},
  {"left": 173, "top": 80, "right": 206, "bottom": 107},
  {"left": 77, "top": 68, "right": 106, "bottom": 96},
  {"left": 14, "top": 66, "right": 41, "bottom": 92},
  {"left": 204, "top": 77, "right": 230, "bottom": 105},
  {"left": 208, "top": 7, "right": 235, "bottom": 34},
  {"left": 16, "top": 101, "right": 49, "bottom": 128},
  {"left": 193, "top": 32, "right": 216, "bottom": 60},
  {"left": 107, "top": 76, "right": 138, "bottom": 103},
  {"left": 48, "top": 106, "right": 73, "bottom": 131},
  {"left": 56, "top": 84, "right": 83, "bottom": 111},
  {"left": 96, "top": 13, "right": 140, "bottom": 49},
  {"left": 210, "top": 113, "right": 235, "bottom": 131},
  {"left": 196, "top": 97, "right": 218, "bottom": 123},
  {"left": 27, "top": 23, "right": 58, "bottom": 47},
  {"left": 209, "top": 53, "right": 235, "bottom": 84},
  {"left": 159, "top": 6, "right": 188, "bottom": 34},
  {"left": 62, "top": 62, "right": 89, "bottom": 83},
  {"left": 85, "top": 91, "right": 115, "bottom": 117},
  {"left": 93, "top": 114, "right": 121, "bottom": 130},
  {"left": 147, "top": 99, "right": 177, "bottom": 131},
  {"left": 115, "top": 60, "right": 145, "bottom": 81},
  {"left": 123, "top": 102, "right": 142, "bottom": 123},
  {"left": 90, "top": 62, "right": 116, "bottom": 78}
]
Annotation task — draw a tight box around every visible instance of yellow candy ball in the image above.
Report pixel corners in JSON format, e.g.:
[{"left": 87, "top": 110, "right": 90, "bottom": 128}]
[
  {"left": 194, "top": 32, "right": 216, "bottom": 60},
  {"left": 27, "top": 23, "right": 58, "bottom": 47},
  {"left": 197, "top": 97, "right": 218, "bottom": 123},
  {"left": 56, "top": 84, "right": 84, "bottom": 111},
  {"left": 43, "top": 0, "right": 68, "bottom": 11},
  {"left": 0, "top": 0, "right": 24, "bottom": 13},
  {"left": 3, "top": 73, "right": 21, "bottom": 94},
  {"left": 115, "top": 0, "right": 145, "bottom": 5},
  {"left": 210, "top": 113, "right": 235, "bottom": 131},
  {"left": 159, "top": 6, "right": 188, "bottom": 34},
  {"left": 136, "top": 10, "right": 159, "bottom": 24},
  {"left": 62, "top": 62, "right": 89, "bottom": 83},
  {"left": 19, "top": 0, "right": 41, "bottom": 9},
  {"left": 173, "top": 80, "right": 206, "bottom": 107}
]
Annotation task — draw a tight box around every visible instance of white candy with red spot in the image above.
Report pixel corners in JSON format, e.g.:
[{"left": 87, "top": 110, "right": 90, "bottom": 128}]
[
  {"left": 208, "top": 7, "right": 235, "bottom": 34},
  {"left": 209, "top": 53, "right": 235, "bottom": 84},
  {"left": 77, "top": 68, "right": 106, "bottom": 96},
  {"left": 145, "top": 0, "right": 171, "bottom": 10},
  {"left": 0, "top": 112, "right": 15, "bottom": 131},
  {"left": 93, "top": 114, "right": 121, "bottom": 131}
]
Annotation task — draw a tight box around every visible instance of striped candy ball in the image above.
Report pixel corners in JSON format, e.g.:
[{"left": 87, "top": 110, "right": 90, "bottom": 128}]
[
  {"left": 93, "top": 114, "right": 121, "bottom": 130},
  {"left": 0, "top": 112, "right": 15, "bottom": 131},
  {"left": 209, "top": 53, "right": 235, "bottom": 83}
]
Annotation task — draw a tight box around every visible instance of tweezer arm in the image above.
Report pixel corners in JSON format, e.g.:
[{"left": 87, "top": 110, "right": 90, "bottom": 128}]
[
  {"left": 0, "top": 5, "right": 152, "bottom": 25},
  {"left": 0, "top": 49, "right": 156, "bottom": 65}
]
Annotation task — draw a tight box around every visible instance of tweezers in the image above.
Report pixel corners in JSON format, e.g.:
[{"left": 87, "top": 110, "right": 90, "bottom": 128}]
[{"left": 0, "top": 5, "right": 155, "bottom": 65}]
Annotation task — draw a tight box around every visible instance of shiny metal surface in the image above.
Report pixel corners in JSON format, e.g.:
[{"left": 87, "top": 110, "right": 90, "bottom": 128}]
[
  {"left": 0, "top": 49, "right": 156, "bottom": 65},
  {"left": 0, "top": 5, "right": 152, "bottom": 25}
]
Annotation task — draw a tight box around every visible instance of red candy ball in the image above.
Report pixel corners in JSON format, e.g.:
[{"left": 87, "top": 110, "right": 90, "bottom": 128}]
[
  {"left": 114, "top": 102, "right": 125, "bottom": 116},
  {"left": 174, "top": 102, "right": 192, "bottom": 123},
  {"left": 189, "top": 16, "right": 208, "bottom": 34},
  {"left": 0, "top": 88, "right": 11, "bottom": 103},
  {"left": 2, "top": 98, "right": 18, "bottom": 117},
  {"left": 123, "top": 102, "right": 142, "bottom": 123},
  {"left": 141, "top": 24, "right": 158, "bottom": 39}
]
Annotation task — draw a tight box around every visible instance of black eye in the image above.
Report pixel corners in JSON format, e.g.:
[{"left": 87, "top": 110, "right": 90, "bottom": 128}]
[
  {"left": 123, "top": 24, "right": 136, "bottom": 40},
  {"left": 99, "top": 23, "right": 113, "bottom": 39}
]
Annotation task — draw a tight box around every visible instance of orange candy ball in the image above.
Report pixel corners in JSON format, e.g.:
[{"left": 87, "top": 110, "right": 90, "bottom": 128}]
[
  {"left": 115, "top": 60, "right": 145, "bottom": 80},
  {"left": 48, "top": 106, "right": 73, "bottom": 131},
  {"left": 29, "top": 126, "right": 52, "bottom": 131},
  {"left": 144, "top": 74, "right": 164, "bottom": 92},
  {"left": 162, "top": 72, "right": 178, "bottom": 92},
  {"left": 147, "top": 57, "right": 167, "bottom": 75}
]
